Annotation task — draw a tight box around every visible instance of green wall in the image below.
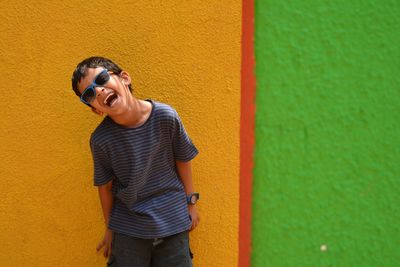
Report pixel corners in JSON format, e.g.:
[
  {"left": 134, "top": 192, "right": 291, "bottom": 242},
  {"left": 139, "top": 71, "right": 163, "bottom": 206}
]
[{"left": 252, "top": 1, "right": 400, "bottom": 266}]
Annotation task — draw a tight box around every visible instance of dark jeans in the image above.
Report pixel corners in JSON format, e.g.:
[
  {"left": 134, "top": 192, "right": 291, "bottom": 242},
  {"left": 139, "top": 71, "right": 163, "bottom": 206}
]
[{"left": 107, "top": 231, "right": 193, "bottom": 267}]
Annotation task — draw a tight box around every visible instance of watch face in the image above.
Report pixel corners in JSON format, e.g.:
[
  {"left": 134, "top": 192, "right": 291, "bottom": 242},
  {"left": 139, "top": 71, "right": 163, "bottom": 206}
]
[
  {"left": 190, "top": 195, "right": 196, "bottom": 204},
  {"left": 189, "top": 193, "right": 199, "bottom": 205}
]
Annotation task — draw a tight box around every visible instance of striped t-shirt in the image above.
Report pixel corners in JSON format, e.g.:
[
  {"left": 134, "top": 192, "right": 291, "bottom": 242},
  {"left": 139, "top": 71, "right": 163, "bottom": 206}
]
[{"left": 90, "top": 100, "right": 199, "bottom": 239}]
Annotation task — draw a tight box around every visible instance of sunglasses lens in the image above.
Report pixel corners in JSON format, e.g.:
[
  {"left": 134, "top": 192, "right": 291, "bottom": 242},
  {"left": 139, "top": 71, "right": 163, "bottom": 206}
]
[
  {"left": 95, "top": 71, "right": 110, "bottom": 85},
  {"left": 82, "top": 88, "right": 95, "bottom": 103}
]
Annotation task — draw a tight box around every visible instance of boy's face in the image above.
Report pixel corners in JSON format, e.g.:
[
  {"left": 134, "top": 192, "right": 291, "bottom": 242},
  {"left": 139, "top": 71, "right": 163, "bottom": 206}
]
[{"left": 77, "top": 67, "right": 132, "bottom": 116}]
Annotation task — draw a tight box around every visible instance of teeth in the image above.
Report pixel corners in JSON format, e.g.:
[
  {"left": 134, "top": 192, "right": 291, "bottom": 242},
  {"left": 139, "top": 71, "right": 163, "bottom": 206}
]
[{"left": 104, "top": 93, "right": 115, "bottom": 105}]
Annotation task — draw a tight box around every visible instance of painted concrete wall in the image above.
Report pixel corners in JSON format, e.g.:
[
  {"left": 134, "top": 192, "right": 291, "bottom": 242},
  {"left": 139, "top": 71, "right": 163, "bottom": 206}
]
[
  {"left": 0, "top": 1, "right": 241, "bottom": 266},
  {"left": 253, "top": 0, "right": 400, "bottom": 266}
]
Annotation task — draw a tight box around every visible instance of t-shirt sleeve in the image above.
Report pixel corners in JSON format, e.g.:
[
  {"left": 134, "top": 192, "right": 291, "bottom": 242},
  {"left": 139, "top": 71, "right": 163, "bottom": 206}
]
[
  {"left": 172, "top": 110, "right": 199, "bottom": 161},
  {"left": 90, "top": 139, "right": 114, "bottom": 186}
]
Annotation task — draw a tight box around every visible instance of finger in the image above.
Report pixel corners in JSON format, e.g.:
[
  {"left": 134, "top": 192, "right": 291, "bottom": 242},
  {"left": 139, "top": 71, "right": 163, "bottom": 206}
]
[
  {"left": 192, "top": 219, "right": 199, "bottom": 230},
  {"left": 96, "top": 240, "right": 105, "bottom": 252},
  {"left": 191, "top": 220, "right": 197, "bottom": 231},
  {"left": 104, "top": 246, "right": 109, "bottom": 258},
  {"left": 106, "top": 242, "right": 112, "bottom": 258}
]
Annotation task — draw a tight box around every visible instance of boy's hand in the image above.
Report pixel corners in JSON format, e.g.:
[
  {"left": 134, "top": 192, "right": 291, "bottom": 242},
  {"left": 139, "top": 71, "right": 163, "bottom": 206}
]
[
  {"left": 96, "top": 228, "right": 113, "bottom": 258},
  {"left": 188, "top": 205, "right": 200, "bottom": 231}
]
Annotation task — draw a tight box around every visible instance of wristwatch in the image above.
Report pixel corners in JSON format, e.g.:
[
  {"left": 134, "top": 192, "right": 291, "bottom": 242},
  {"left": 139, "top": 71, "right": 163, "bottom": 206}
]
[{"left": 187, "top": 193, "right": 200, "bottom": 205}]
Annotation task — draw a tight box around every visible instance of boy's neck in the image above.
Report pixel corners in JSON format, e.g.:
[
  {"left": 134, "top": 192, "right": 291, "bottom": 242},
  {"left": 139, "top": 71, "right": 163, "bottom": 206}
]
[{"left": 109, "top": 97, "right": 152, "bottom": 128}]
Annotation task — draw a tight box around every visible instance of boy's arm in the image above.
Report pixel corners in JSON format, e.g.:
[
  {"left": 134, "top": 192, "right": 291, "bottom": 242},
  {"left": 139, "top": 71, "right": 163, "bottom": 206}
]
[
  {"left": 175, "top": 160, "right": 200, "bottom": 231},
  {"left": 96, "top": 180, "right": 113, "bottom": 258},
  {"left": 98, "top": 180, "right": 113, "bottom": 226}
]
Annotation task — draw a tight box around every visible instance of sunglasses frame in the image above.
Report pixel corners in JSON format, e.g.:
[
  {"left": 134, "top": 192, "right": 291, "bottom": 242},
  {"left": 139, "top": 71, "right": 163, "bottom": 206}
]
[{"left": 80, "top": 69, "right": 111, "bottom": 106}]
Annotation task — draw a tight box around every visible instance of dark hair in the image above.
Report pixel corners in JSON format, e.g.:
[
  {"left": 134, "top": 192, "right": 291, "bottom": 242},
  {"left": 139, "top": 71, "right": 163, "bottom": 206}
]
[{"left": 71, "top": 56, "right": 132, "bottom": 97}]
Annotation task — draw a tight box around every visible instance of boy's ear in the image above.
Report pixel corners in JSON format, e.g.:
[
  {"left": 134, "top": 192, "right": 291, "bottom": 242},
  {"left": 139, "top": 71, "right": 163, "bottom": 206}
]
[
  {"left": 91, "top": 107, "right": 104, "bottom": 116},
  {"left": 119, "top": 71, "right": 132, "bottom": 86}
]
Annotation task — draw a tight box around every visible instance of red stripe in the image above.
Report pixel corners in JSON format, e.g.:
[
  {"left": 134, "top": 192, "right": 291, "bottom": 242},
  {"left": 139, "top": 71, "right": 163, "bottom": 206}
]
[{"left": 239, "top": 0, "right": 255, "bottom": 266}]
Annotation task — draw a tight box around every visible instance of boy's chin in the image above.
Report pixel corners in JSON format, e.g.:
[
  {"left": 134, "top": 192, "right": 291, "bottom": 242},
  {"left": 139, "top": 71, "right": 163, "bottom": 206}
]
[{"left": 91, "top": 108, "right": 105, "bottom": 116}]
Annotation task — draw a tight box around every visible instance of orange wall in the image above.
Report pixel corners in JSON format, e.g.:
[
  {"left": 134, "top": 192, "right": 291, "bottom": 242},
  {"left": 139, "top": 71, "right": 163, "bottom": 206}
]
[{"left": 0, "top": 1, "right": 241, "bottom": 266}]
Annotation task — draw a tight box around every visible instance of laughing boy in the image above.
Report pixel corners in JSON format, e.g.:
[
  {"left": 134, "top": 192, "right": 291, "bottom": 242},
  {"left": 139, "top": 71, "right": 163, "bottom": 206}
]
[{"left": 71, "top": 56, "right": 200, "bottom": 267}]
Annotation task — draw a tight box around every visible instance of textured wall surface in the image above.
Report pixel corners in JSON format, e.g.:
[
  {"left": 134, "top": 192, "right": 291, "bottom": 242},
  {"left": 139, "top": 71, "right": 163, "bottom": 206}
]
[
  {"left": 0, "top": 1, "right": 241, "bottom": 266},
  {"left": 253, "top": 0, "right": 399, "bottom": 266}
]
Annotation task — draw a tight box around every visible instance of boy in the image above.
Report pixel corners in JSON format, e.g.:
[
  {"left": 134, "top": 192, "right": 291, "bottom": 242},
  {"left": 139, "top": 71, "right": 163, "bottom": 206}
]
[{"left": 71, "top": 57, "right": 200, "bottom": 267}]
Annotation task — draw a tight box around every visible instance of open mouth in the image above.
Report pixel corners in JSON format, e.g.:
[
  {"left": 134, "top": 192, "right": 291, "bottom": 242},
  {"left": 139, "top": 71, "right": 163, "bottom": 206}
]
[{"left": 104, "top": 93, "right": 118, "bottom": 107}]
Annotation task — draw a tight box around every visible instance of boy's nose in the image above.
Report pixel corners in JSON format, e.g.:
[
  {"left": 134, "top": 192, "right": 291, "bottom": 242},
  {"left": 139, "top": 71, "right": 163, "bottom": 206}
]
[{"left": 96, "top": 87, "right": 105, "bottom": 96}]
